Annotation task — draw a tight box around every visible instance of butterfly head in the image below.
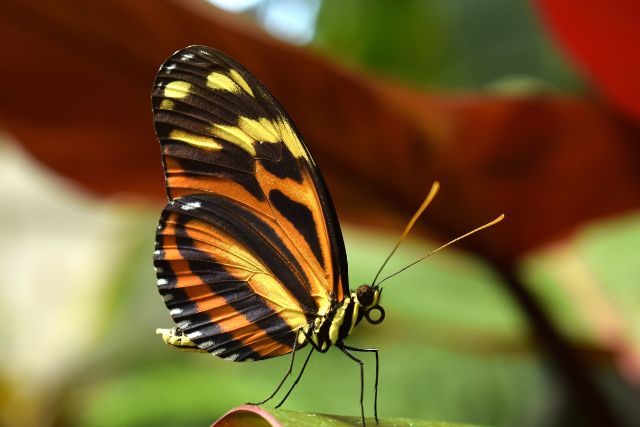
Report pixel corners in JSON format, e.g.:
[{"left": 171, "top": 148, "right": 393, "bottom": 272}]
[{"left": 356, "top": 285, "right": 385, "bottom": 325}]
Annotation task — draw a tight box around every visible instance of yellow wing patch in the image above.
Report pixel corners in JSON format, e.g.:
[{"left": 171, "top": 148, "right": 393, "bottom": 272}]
[
  {"left": 210, "top": 123, "right": 257, "bottom": 156},
  {"left": 277, "top": 118, "right": 307, "bottom": 160},
  {"left": 229, "top": 69, "right": 254, "bottom": 97},
  {"left": 169, "top": 129, "right": 222, "bottom": 151},
  {"left": 159, "top": 99, "right": 175, "bottom": 110},
  {"left": 207, "top": 72, "right": 239, "bottom": 92},
  {"left": 239, "top": 117, "right": 280, "bottom": 144},
  {"left": 207, "top": 70, "right": 255, "bottom": 97},
  {"left": 208, "top": 116, "right": 292, "bottom": 158},
  {"left": 164, "top": 81, "right": 192, "bottom": 99}
]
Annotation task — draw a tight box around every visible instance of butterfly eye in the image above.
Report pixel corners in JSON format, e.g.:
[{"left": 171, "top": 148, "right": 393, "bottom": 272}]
[{"left": 365, "top": 305, "right": 385, "bottom": 325}]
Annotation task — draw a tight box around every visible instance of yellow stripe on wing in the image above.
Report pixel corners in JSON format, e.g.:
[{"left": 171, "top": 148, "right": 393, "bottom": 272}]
[
  {"left": 164, "top": 81, "right": 192, "bottom": 99},
  {"left": 229, "top": 69, "right": 254, "bottom": 97},
  {"left": 169, "top": 129, "right": 222, "bottom": 151}
]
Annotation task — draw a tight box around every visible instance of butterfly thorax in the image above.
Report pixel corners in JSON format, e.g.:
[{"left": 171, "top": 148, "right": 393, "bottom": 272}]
[{"left": 307, "top": 285, "right": 383, "bottom": 352}]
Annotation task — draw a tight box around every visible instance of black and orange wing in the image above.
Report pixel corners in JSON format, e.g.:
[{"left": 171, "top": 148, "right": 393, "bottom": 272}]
[{"left": 151, "top": 46, "right": 349, "bottom": 361}]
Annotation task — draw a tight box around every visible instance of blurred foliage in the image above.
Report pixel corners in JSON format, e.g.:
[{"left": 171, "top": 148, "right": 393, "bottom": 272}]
[
  {"left": 314, "top": 0, "right": 584, "bottom": 91},
  {"left": 217, "top": 406, "right": 488, "bottom": 426},
  {"left": 520, "top": 214, "right": 640, "bottom": 347}
]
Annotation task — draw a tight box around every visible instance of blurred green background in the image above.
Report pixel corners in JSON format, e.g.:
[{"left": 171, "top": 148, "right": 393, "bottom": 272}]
[{"left": 2, "top": 1, "right": 640, "bottom": 426}]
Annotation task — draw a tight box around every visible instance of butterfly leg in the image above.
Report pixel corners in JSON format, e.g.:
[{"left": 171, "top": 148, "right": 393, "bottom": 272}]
[
  {"left": 249, "top": 329, "right": 304, "bottom": 405},
  {"left": 339, "top": 345, "right": 368, "bottom": 426},
  {"left": 274, "top": 346, "right": 314, "bottom": 408},
  {"left": 342, "top": 345, "right": 380, "bottom": 423}
]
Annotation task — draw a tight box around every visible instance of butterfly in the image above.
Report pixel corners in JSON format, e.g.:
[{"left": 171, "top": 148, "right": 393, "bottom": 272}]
[{"left": 151, "top": 45, "right": 503, "bottom": 426}]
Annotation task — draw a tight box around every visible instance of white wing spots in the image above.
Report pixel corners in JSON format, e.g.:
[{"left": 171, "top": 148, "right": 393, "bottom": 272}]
[
  {"left": 181, "top": 53, "right": 195, "bottom": 60},
  {"left": 229, "top": 69, "right": 254, "bottom": 97},
  {"left": 162, "top": 292, "right": 174, "bottom": 302},
  {"left": 207, "top": 71, "right": 240, "bottom": 93},
  {"left": 181, "top": 200, "right": 201, "bottom": 211},
  {"left": 169, "top": 308, "right": 183, "bottom": 316},
  {"left": 154, "top": 250, "right": 161, "bottom": 256},
  {"left": 200, "top": 49, "right": 211, "bottom": 56},
  {"left": 211, "top": 348, "right": 225, "bottom": 357},
  {"left": 177, "top": 320, "right": 191, "bottom": 329},
  {"left": 165, "top": 64, "right": 177, "bottom": 71},
  {"left": 169, "top": 129, "right": 222, "bottom": 151},
  {"left": 164, "top": 81, "right": 191, "bottom": 99},
  {"left": 187, "top": 330, "right": 202, "bottom": 339},
  {"left": 157, "top": 278, "right": 168, "bottom": 286},
  {"left": 225, "top": 353, "right": 240, "bottom": 361},
  {"left": 211, "top": 123, "right": 257, "bottom": 155},
  {"left": 200, "top": 340, "right": 214, "bottom": 349}
]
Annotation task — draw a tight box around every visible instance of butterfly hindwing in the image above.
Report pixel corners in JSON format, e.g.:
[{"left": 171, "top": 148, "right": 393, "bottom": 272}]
[{"left": 152, "top": 46, "right": 349, "bottom": 360}]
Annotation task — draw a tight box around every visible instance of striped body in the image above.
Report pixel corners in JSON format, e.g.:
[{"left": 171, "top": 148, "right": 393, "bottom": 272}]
[
  {"left": 309, "top": 288, "right": 381, "bottom": 352},
  {"left": 310, "top": 293, "right": 363, "bottom": 352}
]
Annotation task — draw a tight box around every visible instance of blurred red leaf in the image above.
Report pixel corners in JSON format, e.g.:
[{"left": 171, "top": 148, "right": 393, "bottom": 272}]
[
  {"left": 1, "top": 0, "right": 640, "bottom": 265},
  {"left": 537, "top": 0, "right": 640, "bottom": 121}
]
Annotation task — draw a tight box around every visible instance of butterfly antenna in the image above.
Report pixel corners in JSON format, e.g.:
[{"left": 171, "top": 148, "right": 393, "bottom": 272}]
[
  {"left": 371, "top": 182, "right": 440, "bottom": 286},
  {"left": 376, "top": 214, "right": 505, "bottom": 286}
]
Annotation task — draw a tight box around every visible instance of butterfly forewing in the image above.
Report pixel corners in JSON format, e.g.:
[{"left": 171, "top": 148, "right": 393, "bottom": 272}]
[{"left": 152, "top": 46, "right": 348, "bottom": 361}]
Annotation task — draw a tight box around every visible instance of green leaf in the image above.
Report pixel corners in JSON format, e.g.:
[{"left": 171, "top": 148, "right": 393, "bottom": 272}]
[
  {"left": 314, "top": 0, "right": 583, "bottom": 91},
  {"left": 215, "top": 405, "right": 488, "bottom": 426}
]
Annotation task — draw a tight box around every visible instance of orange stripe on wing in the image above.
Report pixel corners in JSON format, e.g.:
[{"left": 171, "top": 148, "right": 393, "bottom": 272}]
[
  {"left": 181, "top": 217, "right": 308, "bottom": 358},
  {"left": 196, "top": 298, "right": 295, "bottom": 358},
  {"left": 166, "top": 174, "right": 274, "bottom": 219},
  {"left": 187, "top": 223, "right": 311, "bottom": 320},
  {"left": 256, "top": 162, "right": 337, "bottom": 310}
]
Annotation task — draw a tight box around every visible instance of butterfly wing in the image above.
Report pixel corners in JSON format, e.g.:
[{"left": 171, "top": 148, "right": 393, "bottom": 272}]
[{"left": 152, "top": 45, "right": 349, "bottom": 361}]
